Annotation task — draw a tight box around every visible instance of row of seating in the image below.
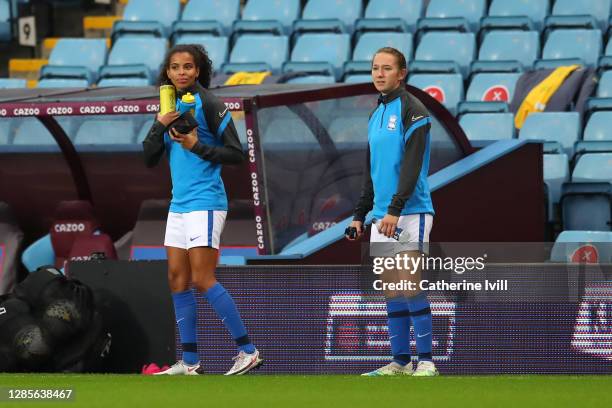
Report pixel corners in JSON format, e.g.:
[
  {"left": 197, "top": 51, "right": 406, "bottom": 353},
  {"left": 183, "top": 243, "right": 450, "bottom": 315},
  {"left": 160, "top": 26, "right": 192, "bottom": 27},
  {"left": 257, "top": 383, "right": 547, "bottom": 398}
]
[
  {"left": 4, "top": 23, "right": 609, "bottom": 89},
  {"left": 0, "top": 117, "right": 154, "bottom": 146},
  {"left": 114, "top": 0, "right": 612, "bottom": 39}
]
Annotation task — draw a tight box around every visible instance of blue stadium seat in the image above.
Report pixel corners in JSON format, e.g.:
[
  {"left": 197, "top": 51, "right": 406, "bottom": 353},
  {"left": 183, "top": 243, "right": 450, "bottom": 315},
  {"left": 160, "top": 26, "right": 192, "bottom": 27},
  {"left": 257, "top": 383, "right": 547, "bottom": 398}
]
[
  {"left": 74, "top": 120, "right": 135, "bottom": 145},
  {"left": 37, "top": 78, "right": 89, "bottom": 88},
  {"left": 44, "top": 39, "right": 107, "bottom": 82},
  {"left": 536, "top": 29, "right": 602, "bottom": 68},
  {"left": 0, "top": 119, "right": 11, "bottom": 144},
  {"left": 222, "top": 35, "right": 288, "bottom": 74},
  {"left": 293, "top": 0, "right": 363, "bottom": 34},
  {"left": 0, "top": 78, "right": 26, "bottom": 88},
  {"left": 459, "top": 113, "right": 514, "bottom": 141},
  {"left": 328, "top": 115, "right": 368, "bottom": 143},
  {"left": 485, "top": 0, "right": 550, "bottom": 32},
  {"left": 285, "top": 75, "right": 336, "bottom": 84},
  {"left": 136, "top": 120, "right": 155, "bottom": 143},
  {"left": 550, "top": 0, "right": 610, "bottom": 31},
  {"left": 262, "top": 117, "right": 317, "bottom": 144},
  {"left": 466, "top": 73, "right": 520, "bottom": 103},
  {"left": 561, "top": 180, "right": 611, "bottom": 231},
  {"left": 475, "top": 31, "right": 539, "bottom": 72},
  {"left": 344, "top": 32, "right": 412, "bottom": 76},
  {"left": 519, "top": 112, "right": 581, "bottom": 155},
  {"left": 550, "top": 230, "right": 612, "bottom": 262},
  {"left": 412, "top": 32, "right": 475, "bottom": 78},
  {"left": 421, "top": 0, "right": 486, "bottom": 33},
  {"left": 284, "top": 33, "right": 350, "bottom": 81},
  {"left": 173, "top": 0, "right": 239, "bottom": 37},
  {"left": 597, "top": 70, "right": 612, "bottom": 97},
  {"left": 175, "top": 35, "right": 229, "bottom": 71},
  {"left": 355, "top": 0, "right": 423, "bottom": 34},
  {"left": 97, "top": 77, "right": 150, "bottom": 87},
  {"left": 0, "top": 0, "right": 11, "bottom": 42},
  {"left": 543, "top": 153, "right": 570, "bottom": 220},
  {"left": 104, "top": 37, "right": 167, "bottom": 81},
  {"left": 233, "top": 0, "right": 300, "bottom": 36},
  {"left": 584, "top": 112, "right": 612, "bottom": 141},
  {"left": 343, "top": 74, "right": 371, "bottom": 83},
  {"left": 119, "top": 0, "right": 180, "bottom": 37},
  {"left": 12, "top": 119, "right": 61, "bottom": 145},
  {"left": 572, "top": 153, "right": 612, "bottom": 183},
  {"left": 408, "top": 73, "right": 464, "bottom": 114}
]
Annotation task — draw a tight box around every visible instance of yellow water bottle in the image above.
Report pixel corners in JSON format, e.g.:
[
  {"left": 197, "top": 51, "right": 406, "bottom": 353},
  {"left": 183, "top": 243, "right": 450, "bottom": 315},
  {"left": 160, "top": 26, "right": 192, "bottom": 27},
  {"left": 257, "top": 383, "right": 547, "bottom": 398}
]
[{"left": 179, "top": 92, "right": 196, "bottom": 116}]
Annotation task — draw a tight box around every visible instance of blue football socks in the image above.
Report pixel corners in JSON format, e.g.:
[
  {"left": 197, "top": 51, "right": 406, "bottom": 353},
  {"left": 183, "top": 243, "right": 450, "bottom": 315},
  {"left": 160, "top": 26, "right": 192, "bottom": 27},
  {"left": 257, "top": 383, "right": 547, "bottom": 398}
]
[
  {"left": 386, "top": 296, "right": 412, "bottom": 366},
  {"left": 172, "top": 290, "right": 199, "bottom": 365},
  {"left": 407, "top": 292, "right": 433, "bottom": 361},
  {"left": 205, "top": 282, "right": 256, "bottom": 354}
]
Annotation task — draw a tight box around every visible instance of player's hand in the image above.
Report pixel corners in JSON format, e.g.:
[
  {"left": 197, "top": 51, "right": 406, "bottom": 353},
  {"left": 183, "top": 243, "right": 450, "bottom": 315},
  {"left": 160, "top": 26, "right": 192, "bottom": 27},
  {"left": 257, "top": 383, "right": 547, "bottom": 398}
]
[
  {"left": 378, "top": 214, "right": 399, "bottom": 238},
  {"left": 346, "top": 220, "right": 364, "bottom": 241},
  {"left": 156, "top": 111, "right": 179, "bottom": 127},
  {"left": 169, "top": 127, "right": 198, "bottom": 150}
]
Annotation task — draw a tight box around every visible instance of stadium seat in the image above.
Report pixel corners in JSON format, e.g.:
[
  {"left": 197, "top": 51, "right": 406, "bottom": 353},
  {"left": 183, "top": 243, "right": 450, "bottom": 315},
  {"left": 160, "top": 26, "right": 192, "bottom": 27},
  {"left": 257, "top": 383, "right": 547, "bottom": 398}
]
[
  {"left": 12, "top": 119, "right": 60, "bottom": 146},
  {"left": 174, "top": 35, "right": 229, "bottom": 71},
  {"left": 572, "top": 153, "right": 612, "bottom": 183},
  {"left": 550, "top": 230, "right": 612, "bottom": 263},
  {"left": 117, "top": 0, "right": 180, "bottom": 38},
  {"left": 466, "top": 73, "right": 521, "bottom": 103},
  {"left": 328, "top": 115, "right": 368, "bottom": 143},
  {"left": 408, "top": 73, "right": 464, "bottom": 114},
  {"left": 561, "top": 181, "right": 611, "bottom": 231},
  {"left": 222, "top": 35, "right": 288, "bottom": 74},
  {"left": 343, "top": 74, "right": 371, "bottom": 83},
  {"left": 474, "top": 31, "right": 540, "bottom": 72},
  {"left": 97, "top": 77, "right": 150, "bottom": 87},
  {"left": 543, "top": 153, "right": 570, "bottom": 221},
  {"left": 420, "top": 0, "right": 486, "bottom": 33},
  {"left": 412, "top": 32, "right": 476, "bottom": 78},
  {"left": 103, "top": 37, "right": 167, "bottom": 82},
  {"left": 344, "top": 32, "right": 412, "bottom": 77},
  {"left": 484, "top": 0, "right": 550, "bottom": 32},
  {"left": 285, "top": 75, "right": 336, "bottom": 84},
  {"left": 293, "top": 0, "right": 363, "bottom": 35},
  {"left": 519, "top": 112, "right": 581, "bottom": 155},
  {"left": 128, "top": 199, "right": 170, "bottom": 260},
  {"left": 37, "top": 78, "right": 89, "bottom": 88},
  {"left": 0, "top": 201, "right": 23, "bottom": 295},
  {"left": 0, "top": 119, "right": 11, "bottom": 145},
  {"left": 550, "top": 0, "right": 610, "bottom": 31},
  {"left": 0, "top": 0, "right": 10, "bottom": 42},
  {"left": 262, "top": 117, "right": 317, "bottom": 144},
  {"left": 284, "top": 33, "right": 350, "bottom": 81},
  {"left": 136, "top": 120, "right": 154, "bottom": 144},
  {"left": 596, "top": 70, "right": 612, "bottom": 97},
  {"left": 73, "top": 120, "right": 135, "bottom": 145},
  {"left": 43, "top": 39, "right": 107, "bottom": 82},
  {"left": 536, "top": 29, "right": 602, "bottom": 68},
  {"left": 459, "top": 113, "right": 514, "bottom": 141},
  {"left": 233, "top": 0, "right": 300, "bottom": 36},
  {"left": 0, "top": 78, "right": 26, "bottom": 88},
  {"left": 583, "top": 112, "right": 612, "bottom": 141},
  {"left": 355, "top": 0, "right": 423, "bottom": 34},
  {"left": 174, "top": 0, "right": 239, "bottom": 37}
]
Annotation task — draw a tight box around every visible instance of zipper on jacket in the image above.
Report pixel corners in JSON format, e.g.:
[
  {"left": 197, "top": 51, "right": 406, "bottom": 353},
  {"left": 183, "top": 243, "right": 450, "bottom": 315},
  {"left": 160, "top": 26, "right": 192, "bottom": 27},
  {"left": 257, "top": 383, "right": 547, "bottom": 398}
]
[{"left": 379, "top": 103, "right": 386, "bottom": 128}]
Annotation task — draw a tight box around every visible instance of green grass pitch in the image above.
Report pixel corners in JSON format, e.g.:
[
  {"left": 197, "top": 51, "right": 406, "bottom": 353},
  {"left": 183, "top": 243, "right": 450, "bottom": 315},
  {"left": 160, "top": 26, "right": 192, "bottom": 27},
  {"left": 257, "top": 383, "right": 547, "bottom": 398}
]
[{"left": 0, "top": 374, "right": 611, "bottom": 407}]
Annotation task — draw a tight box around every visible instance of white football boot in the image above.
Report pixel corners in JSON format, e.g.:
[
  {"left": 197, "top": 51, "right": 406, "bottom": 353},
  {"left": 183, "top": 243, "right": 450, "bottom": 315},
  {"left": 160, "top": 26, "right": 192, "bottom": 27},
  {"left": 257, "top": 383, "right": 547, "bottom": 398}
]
[
  {"left": 361, "top": 361, "right": 413, "bottom": 376},
  {"left": 224, "top": 349, "right": 263, "bottom": 375},
  {"left": 153, "top": 360, "right": 200, "bottom": 375},
  {"left": 412, "top": 360, "right": 439, "bottom": 377}
]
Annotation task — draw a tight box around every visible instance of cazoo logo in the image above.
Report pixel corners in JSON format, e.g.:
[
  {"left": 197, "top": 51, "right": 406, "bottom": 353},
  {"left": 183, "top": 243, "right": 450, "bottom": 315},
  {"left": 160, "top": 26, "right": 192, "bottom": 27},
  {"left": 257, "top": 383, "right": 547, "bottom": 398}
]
[{"left": 54, "top": 223, "right": 86, "bottom": 233}]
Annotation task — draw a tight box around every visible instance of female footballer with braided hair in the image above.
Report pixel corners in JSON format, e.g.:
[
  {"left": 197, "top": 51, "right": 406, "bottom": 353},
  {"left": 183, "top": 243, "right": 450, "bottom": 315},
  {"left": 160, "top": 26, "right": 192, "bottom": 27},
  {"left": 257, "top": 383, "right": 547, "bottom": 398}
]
[{"left": 143, "top": 44, "right": 262, "bottom": 375}]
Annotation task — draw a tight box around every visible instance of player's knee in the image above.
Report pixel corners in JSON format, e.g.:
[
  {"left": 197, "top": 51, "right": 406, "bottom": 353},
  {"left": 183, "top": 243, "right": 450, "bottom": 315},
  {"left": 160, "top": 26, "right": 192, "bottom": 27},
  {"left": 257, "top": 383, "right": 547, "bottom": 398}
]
[
  {"left": 168, "top": 268, "right": 190, "bottom": 290},
  {"left": 192, "top": 275, "right": 217, "bottom": 292}
]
